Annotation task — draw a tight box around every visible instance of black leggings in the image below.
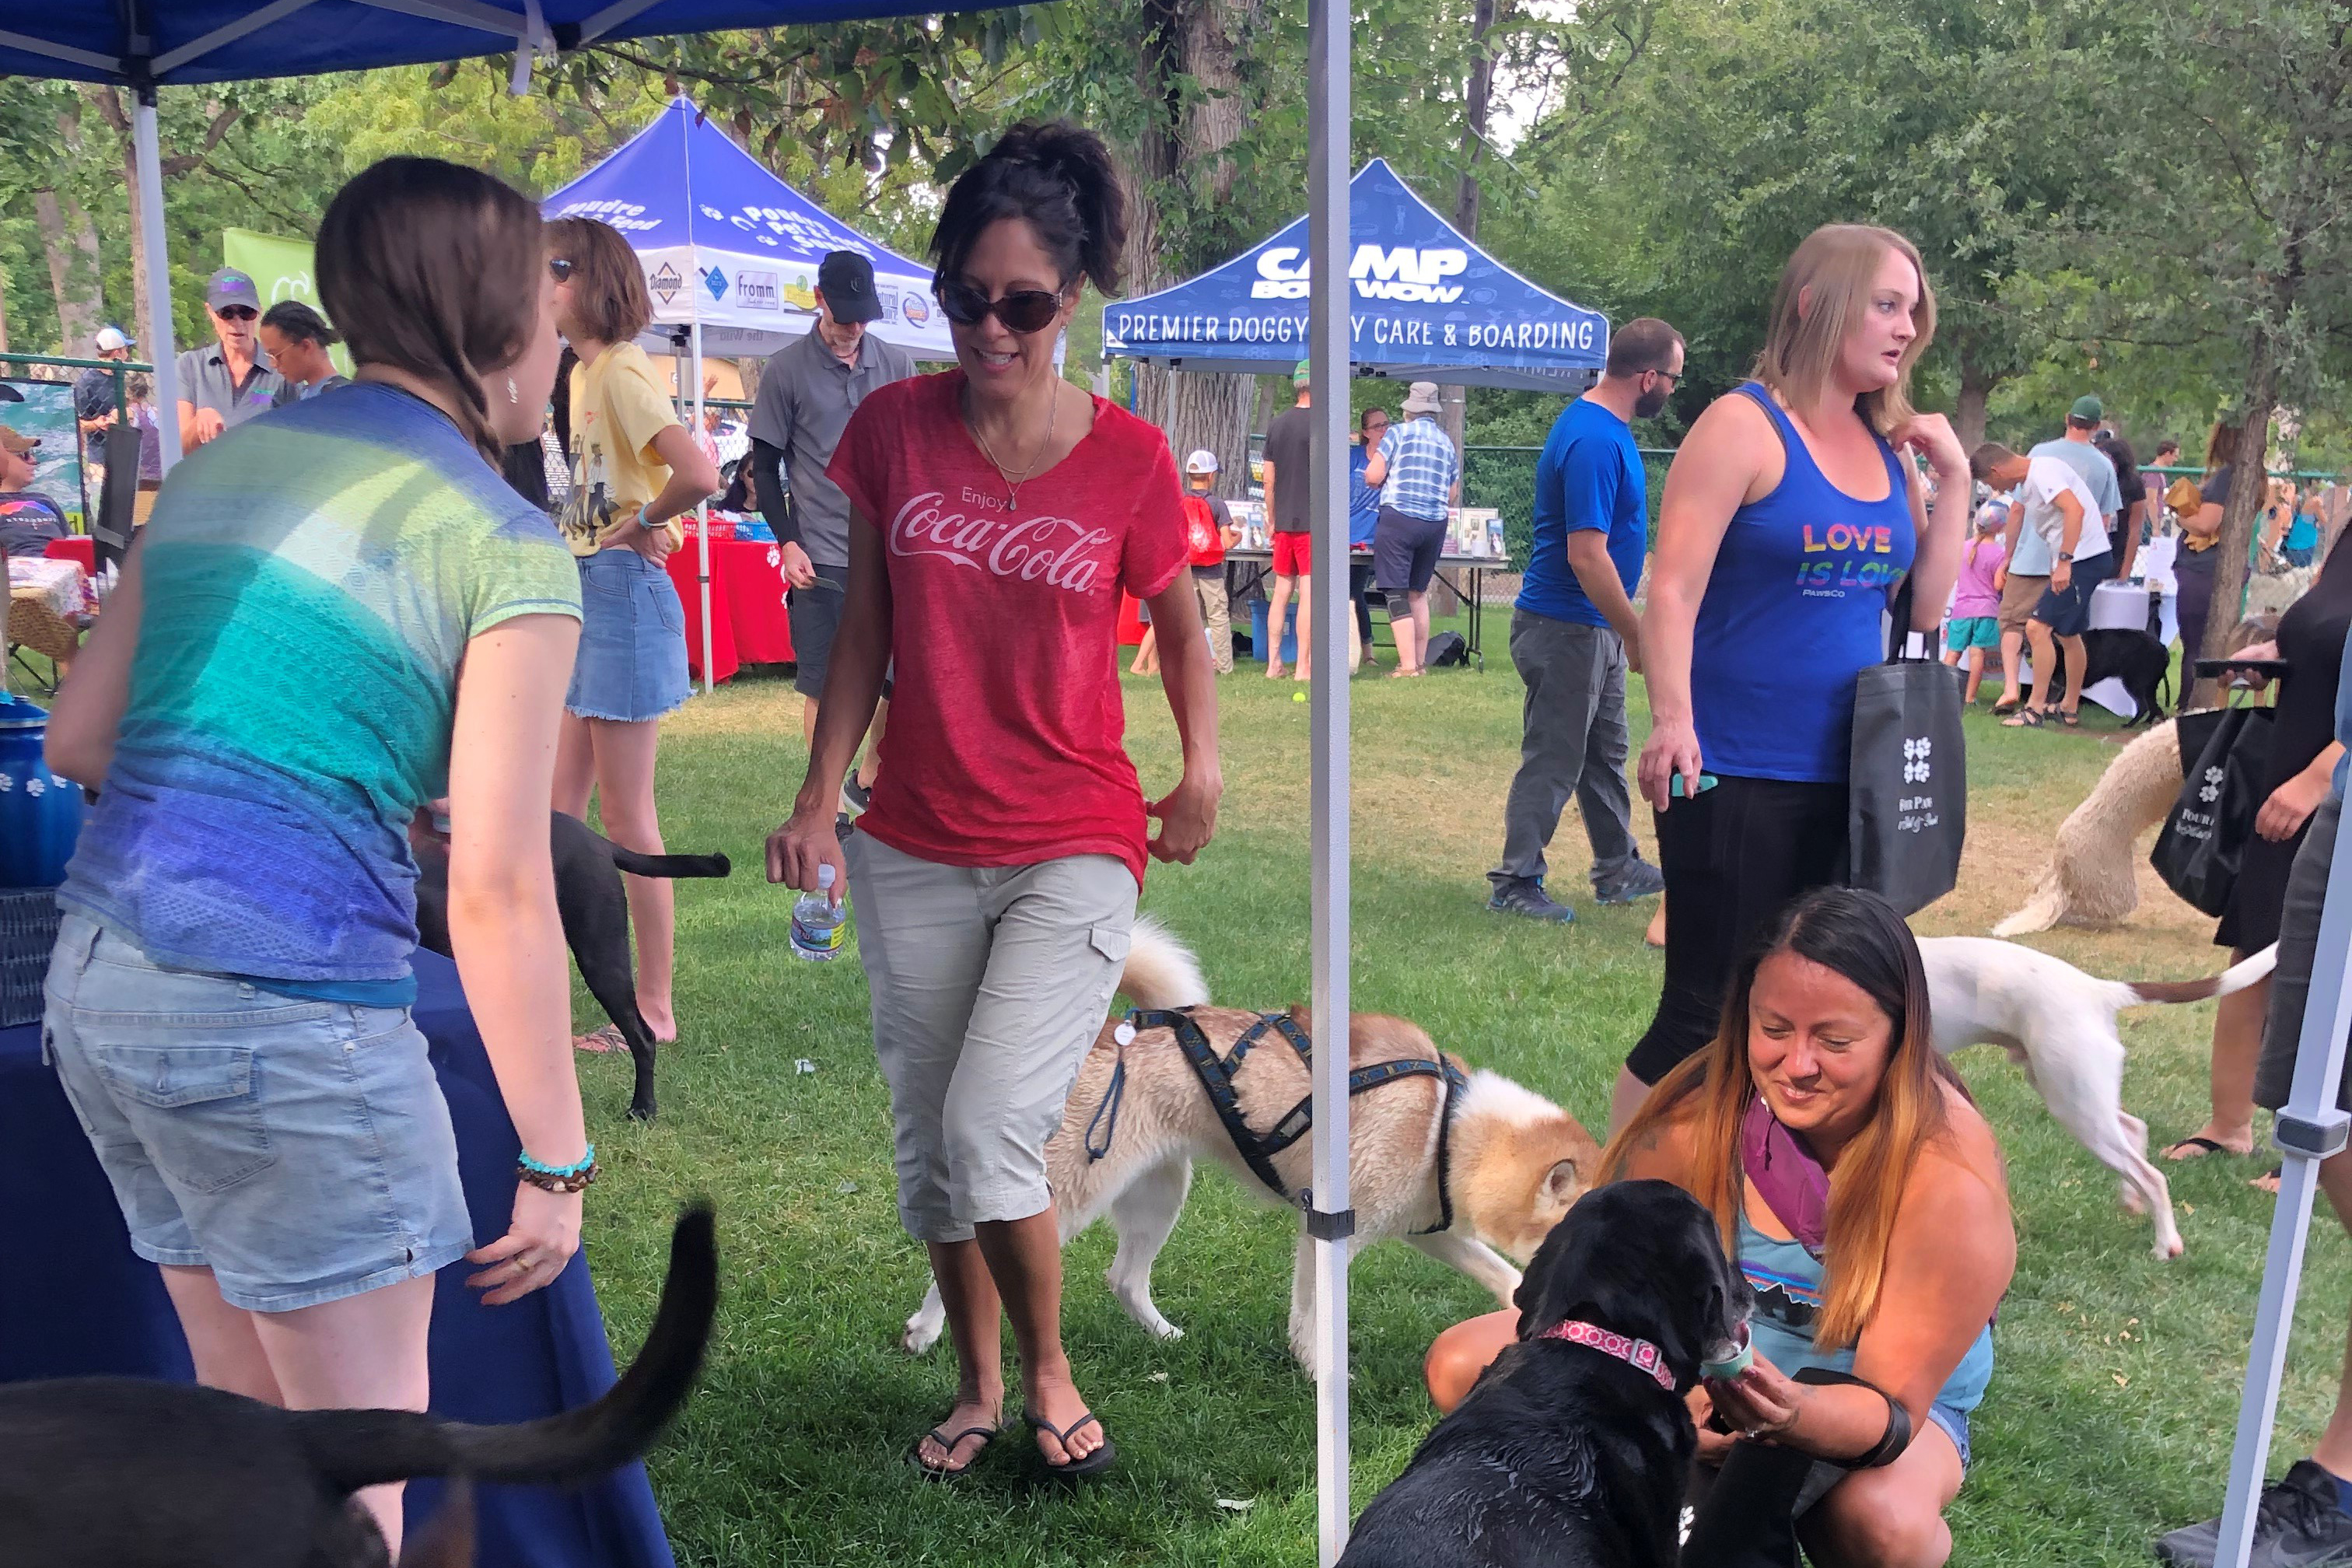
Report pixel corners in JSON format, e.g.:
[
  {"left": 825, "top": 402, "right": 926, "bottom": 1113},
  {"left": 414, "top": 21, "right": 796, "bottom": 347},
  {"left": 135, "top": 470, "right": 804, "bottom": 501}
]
[{"left": 1626, "top": 775, "right": 1851, "bottom": 1085}]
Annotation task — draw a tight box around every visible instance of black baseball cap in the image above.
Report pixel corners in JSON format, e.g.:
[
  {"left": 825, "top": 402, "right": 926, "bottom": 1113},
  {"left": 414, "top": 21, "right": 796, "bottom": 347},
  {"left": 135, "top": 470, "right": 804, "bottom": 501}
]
[{"left": 816, "top": 251, "right": 882, "bottom": 325}]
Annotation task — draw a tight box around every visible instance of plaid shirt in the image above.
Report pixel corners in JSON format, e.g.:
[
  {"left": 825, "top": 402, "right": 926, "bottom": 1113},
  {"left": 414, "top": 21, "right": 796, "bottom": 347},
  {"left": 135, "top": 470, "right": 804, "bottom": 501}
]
[{"left": 1377, "top": 416, "right": 1460, "bottom": 522}]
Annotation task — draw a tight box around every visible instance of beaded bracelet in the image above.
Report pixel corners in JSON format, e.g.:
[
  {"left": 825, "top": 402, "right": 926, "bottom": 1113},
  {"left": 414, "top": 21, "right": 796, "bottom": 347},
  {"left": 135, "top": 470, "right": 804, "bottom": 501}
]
[
  {"left": 521, "top": 1143, "right": 596, "bottom": 1178},
  {"left": 518, "top": 1160, "right": 598, "bottom": 1194}
]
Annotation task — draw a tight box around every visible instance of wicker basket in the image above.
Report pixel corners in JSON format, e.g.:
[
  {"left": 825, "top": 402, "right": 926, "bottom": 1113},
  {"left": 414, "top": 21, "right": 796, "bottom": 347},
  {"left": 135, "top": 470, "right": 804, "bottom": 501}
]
[{"left": 1, "top": 887, "right": 61, "bottom": 1030}]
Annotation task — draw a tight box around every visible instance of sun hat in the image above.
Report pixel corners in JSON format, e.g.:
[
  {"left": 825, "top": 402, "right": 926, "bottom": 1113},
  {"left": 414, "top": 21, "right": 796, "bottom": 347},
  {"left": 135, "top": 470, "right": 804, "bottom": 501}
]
[
  {"left": 1402, "top": 382, "right": 1441, "bottom": 416},
  {"left": 1184, "top": 449, "right": 1220, "bottom": 474},
  {"left": 0, "top": 425, "right": 39, "bottom": 456}
]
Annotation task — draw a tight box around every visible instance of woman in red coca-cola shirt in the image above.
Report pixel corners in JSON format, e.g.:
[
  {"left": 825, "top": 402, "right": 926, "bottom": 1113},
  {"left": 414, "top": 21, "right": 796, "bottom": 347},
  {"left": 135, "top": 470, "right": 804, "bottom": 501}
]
[{"left": 767, "top": 122, "right": 1220, "bottom": 1481}]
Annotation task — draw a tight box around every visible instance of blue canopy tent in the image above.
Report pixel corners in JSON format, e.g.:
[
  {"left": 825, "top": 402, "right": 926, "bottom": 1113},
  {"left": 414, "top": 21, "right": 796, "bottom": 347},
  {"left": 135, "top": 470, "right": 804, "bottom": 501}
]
[
  {"left": 542, "top": 94, "right": 953, "bottom": 362},
  {"left": 1103, "top": 158, "right": 1608, "bottom": 390},
  {"left": 9, "top": 3, "right": 1378, "bottom": 1563}
]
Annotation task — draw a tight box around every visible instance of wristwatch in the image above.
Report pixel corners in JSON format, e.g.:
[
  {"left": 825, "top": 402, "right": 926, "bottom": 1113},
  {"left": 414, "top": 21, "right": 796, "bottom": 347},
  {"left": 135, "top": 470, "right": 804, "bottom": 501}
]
[{"left": 2057, "top": 551, "right": 2075, "bottom": 562}]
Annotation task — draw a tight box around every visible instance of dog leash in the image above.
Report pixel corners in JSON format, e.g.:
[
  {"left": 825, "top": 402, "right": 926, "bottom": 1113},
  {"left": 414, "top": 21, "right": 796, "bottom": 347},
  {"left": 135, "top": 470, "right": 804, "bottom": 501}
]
[{"left": 1094, "top": 1007, "right": 1468, "bottom": 1234}]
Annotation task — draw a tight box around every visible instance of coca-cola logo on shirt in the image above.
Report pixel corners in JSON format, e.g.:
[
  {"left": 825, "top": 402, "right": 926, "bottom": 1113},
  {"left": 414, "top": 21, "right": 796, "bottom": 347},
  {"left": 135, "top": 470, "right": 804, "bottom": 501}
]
[{"left": 887, "top": 490, "right": 1118, "bottom": 593}]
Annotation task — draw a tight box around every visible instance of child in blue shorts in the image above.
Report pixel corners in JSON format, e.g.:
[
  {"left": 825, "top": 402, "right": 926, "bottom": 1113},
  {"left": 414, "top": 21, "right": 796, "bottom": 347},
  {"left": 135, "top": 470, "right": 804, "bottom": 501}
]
[{"left": 1942, "top": 504, "right": 2007, "bottom": 704}]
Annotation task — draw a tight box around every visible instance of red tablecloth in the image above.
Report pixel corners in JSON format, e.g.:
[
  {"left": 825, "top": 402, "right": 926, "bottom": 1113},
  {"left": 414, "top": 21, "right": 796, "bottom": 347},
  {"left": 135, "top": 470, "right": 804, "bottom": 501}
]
[
  {"left": 666, "top": 537, "right": 796, "bottom": 684},
  {"left": 44, "top": 537, "right": 95, "bottom": 572}
]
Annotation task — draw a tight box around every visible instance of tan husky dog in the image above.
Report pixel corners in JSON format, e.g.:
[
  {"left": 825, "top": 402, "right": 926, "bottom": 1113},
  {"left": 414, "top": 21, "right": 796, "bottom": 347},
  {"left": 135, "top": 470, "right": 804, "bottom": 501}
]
[{"left": 902, "top": 919, "right": 1602, "bottom": 1370}]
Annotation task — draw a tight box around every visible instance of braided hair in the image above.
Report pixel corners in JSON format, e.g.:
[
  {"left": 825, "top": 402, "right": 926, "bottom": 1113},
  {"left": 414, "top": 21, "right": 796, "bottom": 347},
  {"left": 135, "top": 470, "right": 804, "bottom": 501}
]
[{"left": 317, "top": 157, "right": 542, "bottom": 462}]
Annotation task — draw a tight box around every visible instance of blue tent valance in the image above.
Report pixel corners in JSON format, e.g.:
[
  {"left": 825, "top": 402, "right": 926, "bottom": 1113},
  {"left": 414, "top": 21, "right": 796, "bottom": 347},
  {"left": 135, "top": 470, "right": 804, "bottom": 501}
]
[
  {"left": 1102, "top": 159, "right": 1608, "bottom": 392},
  {"left": 0, "top": 3, "right": 1002, "bottom": 89}
]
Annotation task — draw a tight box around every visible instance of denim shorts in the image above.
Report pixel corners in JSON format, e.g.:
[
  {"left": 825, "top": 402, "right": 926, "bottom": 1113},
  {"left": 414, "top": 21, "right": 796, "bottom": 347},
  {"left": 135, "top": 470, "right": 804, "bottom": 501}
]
[
  {"left": 1927, "top": 1402, "right": 1972, "bottom": 1471},
  {"left": 566, "top": 547, "right": 691, "bottom": 722},
  {"left": 43, "top": 914, "right": 473, "bottom": 1312}
]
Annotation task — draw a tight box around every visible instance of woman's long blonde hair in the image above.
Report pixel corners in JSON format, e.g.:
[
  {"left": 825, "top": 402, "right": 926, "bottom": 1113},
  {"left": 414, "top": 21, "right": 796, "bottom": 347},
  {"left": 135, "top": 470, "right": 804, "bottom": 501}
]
[
  {"left": 1751, "top": 224, "right": 1936, "bottom": 438},
  {"left": 1598, "top": 887, "right": 1969, "bottom": 1349}
]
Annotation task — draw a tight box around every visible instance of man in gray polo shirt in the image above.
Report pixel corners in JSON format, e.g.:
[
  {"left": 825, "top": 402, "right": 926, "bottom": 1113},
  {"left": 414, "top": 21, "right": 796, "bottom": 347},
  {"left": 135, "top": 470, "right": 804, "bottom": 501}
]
[
  {"left": 176, "top": 268, "right": 287, "bottom": 453},
  {"left": 748, "top": 250, "right": 917, "bottom": 800}
]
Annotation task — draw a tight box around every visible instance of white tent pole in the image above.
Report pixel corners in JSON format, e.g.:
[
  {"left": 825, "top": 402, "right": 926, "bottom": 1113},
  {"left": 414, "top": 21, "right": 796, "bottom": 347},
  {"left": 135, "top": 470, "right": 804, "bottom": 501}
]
[
  {"left": 1306, "top": 0, "right": 1353, "bottom": 1556},
  {"left": 2217, "top": 807, "right": 2352, "bottom": 1567},
  {"left": 133, "top": 91, "right": 183, "bottom": 475},
  {"left": 691, "top": 320, "right": 712, "bottom": 695}
]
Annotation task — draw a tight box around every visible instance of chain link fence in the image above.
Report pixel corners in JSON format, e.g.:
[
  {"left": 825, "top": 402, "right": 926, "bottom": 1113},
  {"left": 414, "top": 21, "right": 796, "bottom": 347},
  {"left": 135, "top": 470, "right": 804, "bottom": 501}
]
[{"left": 1458, "top": 446, "right": 1675, "bottom": 606}]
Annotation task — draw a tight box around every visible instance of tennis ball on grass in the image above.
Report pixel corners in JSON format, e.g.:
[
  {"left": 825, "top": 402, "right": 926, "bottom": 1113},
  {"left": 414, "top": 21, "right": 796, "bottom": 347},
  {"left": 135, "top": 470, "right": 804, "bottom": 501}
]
[{"left": 1293, "top": 690, "right": 1307, "bottom": 702}]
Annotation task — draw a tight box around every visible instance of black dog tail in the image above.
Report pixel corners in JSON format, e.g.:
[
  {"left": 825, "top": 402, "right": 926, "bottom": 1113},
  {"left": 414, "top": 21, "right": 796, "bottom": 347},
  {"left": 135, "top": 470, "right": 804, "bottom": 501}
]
[
  {"left": 610, "top": 847, "right": 732, "bottom": 880},
  {"left": 289, "top": 1205, "right": 718, "bottom": 1493}
]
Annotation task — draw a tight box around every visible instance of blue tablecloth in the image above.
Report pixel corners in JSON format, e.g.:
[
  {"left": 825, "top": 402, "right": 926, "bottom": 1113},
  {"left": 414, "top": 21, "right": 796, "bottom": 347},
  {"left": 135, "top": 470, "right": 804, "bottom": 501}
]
[{"left": 0, "top": 948, "right": 674, "bottom": 1568}]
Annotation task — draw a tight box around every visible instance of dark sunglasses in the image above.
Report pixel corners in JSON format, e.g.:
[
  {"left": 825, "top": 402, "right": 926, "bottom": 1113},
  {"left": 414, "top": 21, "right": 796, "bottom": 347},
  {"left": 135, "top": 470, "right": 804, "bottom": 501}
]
[
  {"left": 215, "top": 306, "right": 257, "bottom": 322},
  {"left": 935, "top": 278, "right": 1069, "bottom": 335},
  {"left": 548, "top": 257, "right": 575, "bottom": 283}
]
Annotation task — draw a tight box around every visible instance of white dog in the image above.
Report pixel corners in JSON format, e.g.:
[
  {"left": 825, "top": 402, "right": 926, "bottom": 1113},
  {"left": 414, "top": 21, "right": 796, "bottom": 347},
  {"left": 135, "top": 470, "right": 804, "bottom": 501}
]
[
  {"left": 902, "top": 919, "right": 1602, "bottom": 1369},
  {"left": 1921, "top": 936, "right": 2277, "bottom": 1258}
]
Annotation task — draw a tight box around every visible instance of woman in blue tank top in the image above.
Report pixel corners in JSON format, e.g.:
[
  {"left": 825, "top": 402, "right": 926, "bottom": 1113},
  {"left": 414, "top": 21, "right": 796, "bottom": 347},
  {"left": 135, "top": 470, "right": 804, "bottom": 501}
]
[
  {"left": 1616, "top": 225, "right": 1972, "bottom": 1118},
  {"left": 1425, "top": 888, "right": 2013, "bottom": 1565}
]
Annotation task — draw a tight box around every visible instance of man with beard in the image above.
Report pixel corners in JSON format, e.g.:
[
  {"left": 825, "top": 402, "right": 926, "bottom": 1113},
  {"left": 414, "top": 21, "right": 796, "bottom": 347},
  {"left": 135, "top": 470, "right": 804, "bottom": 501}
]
[{"left": 1487, "top": 317, "right": 1682, "bottom": 923}]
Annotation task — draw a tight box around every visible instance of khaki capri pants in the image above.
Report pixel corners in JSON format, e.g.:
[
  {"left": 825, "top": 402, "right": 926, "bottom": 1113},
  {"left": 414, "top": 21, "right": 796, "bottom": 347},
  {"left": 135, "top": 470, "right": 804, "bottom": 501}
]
[{"left": 846, "top": 830, "right": 1137, "bottom": 1242}]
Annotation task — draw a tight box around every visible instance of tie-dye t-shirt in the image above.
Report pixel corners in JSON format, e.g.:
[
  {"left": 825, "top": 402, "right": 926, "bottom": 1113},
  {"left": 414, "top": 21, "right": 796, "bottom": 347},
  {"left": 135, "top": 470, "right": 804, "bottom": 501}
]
[{"left": 58, "top": 384, "right": 581, "bottom": 998}]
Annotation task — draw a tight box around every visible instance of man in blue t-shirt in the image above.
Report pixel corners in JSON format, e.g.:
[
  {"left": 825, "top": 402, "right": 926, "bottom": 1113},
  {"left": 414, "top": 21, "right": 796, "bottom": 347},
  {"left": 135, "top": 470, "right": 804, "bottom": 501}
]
[{"left": 1487, "top": 318, "right": 1682, "bottom": 923}]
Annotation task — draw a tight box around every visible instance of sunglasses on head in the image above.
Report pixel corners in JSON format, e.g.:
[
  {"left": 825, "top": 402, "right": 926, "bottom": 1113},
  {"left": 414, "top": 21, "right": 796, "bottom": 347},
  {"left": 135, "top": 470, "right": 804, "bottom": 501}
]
[
  {"left": 548, "top": 257, "right": 575, "bottom": 283},
  {"left": 935, "top": 278, "right": 1069, "bottom": 335},
  {"left": 215, "top": 306, "right": 257, "bottom": 322}
]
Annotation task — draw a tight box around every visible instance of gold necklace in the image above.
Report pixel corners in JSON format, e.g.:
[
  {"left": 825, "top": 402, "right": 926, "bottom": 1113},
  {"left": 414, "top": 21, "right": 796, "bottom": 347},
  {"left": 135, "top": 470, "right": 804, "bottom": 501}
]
[{"left": 966, "top": 381, "right": 1060, "bottom": 509}]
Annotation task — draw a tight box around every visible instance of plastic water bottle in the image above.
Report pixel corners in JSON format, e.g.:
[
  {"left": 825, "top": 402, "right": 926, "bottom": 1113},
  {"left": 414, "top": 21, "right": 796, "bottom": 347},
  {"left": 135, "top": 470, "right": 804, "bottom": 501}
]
[{"left": 790, "top": 865, "right": 846, "bottom": 962}]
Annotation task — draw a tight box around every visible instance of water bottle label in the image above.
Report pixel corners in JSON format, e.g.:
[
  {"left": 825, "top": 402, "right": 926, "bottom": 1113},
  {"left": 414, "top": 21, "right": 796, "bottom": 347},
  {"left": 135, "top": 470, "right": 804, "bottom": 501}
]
[{"left": 791, "top": 912, "right": 845, "bottom": 957}]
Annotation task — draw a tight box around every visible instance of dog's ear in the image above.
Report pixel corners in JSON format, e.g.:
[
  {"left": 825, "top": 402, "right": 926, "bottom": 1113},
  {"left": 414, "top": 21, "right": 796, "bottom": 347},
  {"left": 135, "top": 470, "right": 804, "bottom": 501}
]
[{"left": 1540, "top": 1157, "right": 1582, "bottom": 1209}]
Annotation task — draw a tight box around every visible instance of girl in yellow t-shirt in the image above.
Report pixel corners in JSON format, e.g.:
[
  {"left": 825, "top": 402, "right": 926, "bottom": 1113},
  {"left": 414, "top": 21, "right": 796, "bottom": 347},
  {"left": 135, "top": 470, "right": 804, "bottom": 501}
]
[{"left": 546, "top": 216, "right": 721, "bottom": 1048}]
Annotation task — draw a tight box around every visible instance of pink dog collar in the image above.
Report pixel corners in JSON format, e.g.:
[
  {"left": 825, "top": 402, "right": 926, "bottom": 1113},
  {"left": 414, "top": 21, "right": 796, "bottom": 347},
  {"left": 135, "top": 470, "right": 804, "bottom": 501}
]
[{"left": 1538, "top": 1319, "right": 1678, "bottom": 1392}]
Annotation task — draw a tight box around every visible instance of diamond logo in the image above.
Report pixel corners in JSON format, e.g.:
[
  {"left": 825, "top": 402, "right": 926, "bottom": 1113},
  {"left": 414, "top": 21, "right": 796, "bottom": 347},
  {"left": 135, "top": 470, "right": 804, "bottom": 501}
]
[
  {"left": 702, "top": 266, "right": 728, "bottom": 302},
  {"left": 648, "top": 262, "right": 682, "bottom": 304}
]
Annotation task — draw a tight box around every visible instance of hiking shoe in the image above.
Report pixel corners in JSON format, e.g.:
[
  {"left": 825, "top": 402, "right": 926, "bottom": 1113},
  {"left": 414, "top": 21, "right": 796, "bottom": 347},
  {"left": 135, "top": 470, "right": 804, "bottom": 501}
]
[
  {"left": 2155, "top": 1461, "right": 2352, "bottom": 1566},
  {"left": 1489, "top": 877, "right": 1573, "bottom": 923},
  {"left": 1594, "top": 860, "right": 1667, "bottom": 905}
]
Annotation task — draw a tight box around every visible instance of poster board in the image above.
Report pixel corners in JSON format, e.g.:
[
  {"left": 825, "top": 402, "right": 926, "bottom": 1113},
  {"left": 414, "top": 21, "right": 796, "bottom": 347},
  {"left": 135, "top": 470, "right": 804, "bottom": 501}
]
[
  {"left": 222, "top": 227, "right": 355, "bottom": 376},
  {"left": 0, "top": 380, "right": 87, "bottom": 530}
]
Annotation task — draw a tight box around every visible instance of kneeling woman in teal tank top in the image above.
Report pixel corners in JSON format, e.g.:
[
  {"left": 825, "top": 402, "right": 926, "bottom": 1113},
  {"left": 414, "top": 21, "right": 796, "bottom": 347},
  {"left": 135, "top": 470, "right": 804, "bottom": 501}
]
[{"left": 1427, "top": 887, "right": 2013, "bottom": 1566}]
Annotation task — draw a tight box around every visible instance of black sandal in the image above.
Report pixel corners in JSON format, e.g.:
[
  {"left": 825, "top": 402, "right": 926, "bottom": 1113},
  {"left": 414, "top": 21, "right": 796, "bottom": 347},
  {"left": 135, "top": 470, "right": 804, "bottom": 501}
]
[
  {"left": 2060, "top": 709, "right": 2083, "bottom": 728},
  {"left": 908, "top": 1422, "right": 998, "bottom": 1479},
  {"left": 2161, "top": 1135, "right": 2232, "bottom": 1160},
  {"left": 1024, "top": 1409, "right": 1117, "bottom": 1479},
  {"left": 2002, "top": 708, "right": 2047, "bottom": 729}
]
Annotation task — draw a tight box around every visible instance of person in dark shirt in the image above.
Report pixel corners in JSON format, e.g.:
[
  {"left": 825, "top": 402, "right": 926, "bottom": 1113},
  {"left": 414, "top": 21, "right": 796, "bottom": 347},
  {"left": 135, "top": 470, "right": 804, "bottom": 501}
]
[
  {"left": 0, "top": 425, "right": 68, "bottom": 556},
  {"left": 1259, "top": 360, "right": 1316, "bottom": 679}
]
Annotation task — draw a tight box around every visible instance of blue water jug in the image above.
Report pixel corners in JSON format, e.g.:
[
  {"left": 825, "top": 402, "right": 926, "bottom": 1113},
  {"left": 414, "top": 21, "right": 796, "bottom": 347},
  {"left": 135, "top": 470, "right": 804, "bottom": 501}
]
[{"left": 0, "top": 694, "right": 84, "bottom": 888}]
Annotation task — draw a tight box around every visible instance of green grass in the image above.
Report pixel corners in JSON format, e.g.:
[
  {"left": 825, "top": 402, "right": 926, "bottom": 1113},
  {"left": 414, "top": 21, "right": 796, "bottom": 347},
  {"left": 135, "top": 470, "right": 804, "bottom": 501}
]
[
  {"left": 23, "top": 624, "right": 2336, "bottom": 1563},
  {"left": 589, "top": 646, "right": 2352, "bottom": 1566}
]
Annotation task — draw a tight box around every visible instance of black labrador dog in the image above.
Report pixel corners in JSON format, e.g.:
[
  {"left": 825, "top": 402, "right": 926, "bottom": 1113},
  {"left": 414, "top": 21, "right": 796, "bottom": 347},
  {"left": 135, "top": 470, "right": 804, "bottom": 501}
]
[
  {"left": 1339, "top": 1180, "right": 1752, "bottom": 1568},
  {"left": 414, "top": 812, "right": 729, "bottom": 1122},
  {"left": 2079, "top": 626, "right": 2172, "bottom": 725},
  {"left": 0, "top": 1205, "right": 716, "bottom": 1568}
]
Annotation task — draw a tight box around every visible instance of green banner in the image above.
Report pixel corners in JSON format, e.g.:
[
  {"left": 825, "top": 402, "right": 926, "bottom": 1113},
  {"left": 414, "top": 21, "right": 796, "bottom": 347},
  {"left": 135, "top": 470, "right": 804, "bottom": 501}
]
[{"left": 221, "top": 228, "right": 353, "bottom": 375}]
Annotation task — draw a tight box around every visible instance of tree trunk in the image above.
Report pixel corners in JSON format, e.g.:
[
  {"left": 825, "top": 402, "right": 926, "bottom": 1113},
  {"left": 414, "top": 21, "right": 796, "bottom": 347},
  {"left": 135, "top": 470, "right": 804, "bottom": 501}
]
[
  {"left": 1439, "top": 0, "right": 1506, "bottom": 457},
  {"left": 0, "top": 268, "right": 12, "bottom": 355},
  {"left": 33, "top": 188, "right": 104, "bottom": 354},
  {"left": 1127, "top": 0, "right": 1258, "bottom": 480},
  {"left": 2197, "top": 352, "right": 2279, "bottom": 705},
  {"left": 1955, "top": 345, "right": 1995, "bottom": 451}
]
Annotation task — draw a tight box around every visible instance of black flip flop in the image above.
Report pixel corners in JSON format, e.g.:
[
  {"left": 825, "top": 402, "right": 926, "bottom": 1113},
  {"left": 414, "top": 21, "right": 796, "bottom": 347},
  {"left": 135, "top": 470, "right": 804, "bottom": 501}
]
[
  {"left": 1024, "top": 1409, "right": 1117, "bottom": 1479},
  {"left": 2161, "top": 1135, "right": 2231, "bottom": 1160},
  {"left": 908, "top": 1423, "right": 998, "bottom": 1479}
]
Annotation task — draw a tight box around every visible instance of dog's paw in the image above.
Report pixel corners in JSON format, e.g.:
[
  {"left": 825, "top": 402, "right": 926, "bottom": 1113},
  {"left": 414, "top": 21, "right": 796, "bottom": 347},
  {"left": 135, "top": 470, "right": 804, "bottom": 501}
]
[
  {"left": 901, "top": 1318, "right": 943, "bottom": 1356},
  {"left": 2155, "top": 1234, "right": 2186, "bottom": 1261}
]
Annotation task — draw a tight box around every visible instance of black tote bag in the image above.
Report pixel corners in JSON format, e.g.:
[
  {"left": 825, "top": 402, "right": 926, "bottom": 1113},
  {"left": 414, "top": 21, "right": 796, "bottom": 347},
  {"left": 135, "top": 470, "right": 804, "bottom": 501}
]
[
  {"left": 2151, "top": 704, "right": 2277, "bottom": 916},
  {"left": 1848, "top": 587, "right": 1968, "bottom": 916}
]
